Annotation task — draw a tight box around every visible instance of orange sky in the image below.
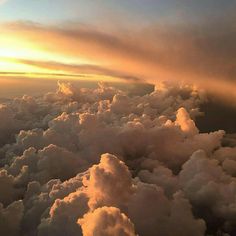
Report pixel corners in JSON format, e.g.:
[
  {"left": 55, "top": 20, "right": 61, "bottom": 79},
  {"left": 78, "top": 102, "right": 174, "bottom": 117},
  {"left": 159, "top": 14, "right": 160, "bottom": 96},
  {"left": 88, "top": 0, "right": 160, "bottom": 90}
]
[{"left": 0, "top": 19, "right": 236, "bottom": 102}]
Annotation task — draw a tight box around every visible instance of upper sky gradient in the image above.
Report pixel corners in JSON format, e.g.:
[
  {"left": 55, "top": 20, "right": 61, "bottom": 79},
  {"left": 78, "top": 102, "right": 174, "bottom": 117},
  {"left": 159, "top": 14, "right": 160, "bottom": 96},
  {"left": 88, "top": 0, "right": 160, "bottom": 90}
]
[{"left": 1, "top": 0, "right": 235, "bottom": 25}]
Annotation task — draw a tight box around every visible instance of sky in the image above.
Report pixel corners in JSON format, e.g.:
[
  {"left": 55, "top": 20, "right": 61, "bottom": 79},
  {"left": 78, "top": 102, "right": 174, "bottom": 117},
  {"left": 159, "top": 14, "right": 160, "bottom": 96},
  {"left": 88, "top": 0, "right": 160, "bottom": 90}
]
[
  {"left": 0, "top": 0, "right": 236, "bottom": 100},
  {"left": 1, "top": 2, "right": 236, "bottom": 236},
  {"left": 0, "top": 0, "right": 235, "bottom": 25}
]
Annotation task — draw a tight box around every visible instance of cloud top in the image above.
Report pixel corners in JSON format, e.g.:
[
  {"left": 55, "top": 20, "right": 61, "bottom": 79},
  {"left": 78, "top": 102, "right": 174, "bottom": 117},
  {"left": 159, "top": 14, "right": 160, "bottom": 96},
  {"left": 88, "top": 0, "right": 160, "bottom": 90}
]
[{"left": 0, "top": 81, "right": 235, "bottom": 235}]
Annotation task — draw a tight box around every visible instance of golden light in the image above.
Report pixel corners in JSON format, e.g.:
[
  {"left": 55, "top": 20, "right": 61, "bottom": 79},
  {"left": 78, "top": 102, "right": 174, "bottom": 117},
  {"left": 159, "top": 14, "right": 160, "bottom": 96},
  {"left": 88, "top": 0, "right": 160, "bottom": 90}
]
[{"left": 0, "top": 33, "right": 93, "bottom": 76}]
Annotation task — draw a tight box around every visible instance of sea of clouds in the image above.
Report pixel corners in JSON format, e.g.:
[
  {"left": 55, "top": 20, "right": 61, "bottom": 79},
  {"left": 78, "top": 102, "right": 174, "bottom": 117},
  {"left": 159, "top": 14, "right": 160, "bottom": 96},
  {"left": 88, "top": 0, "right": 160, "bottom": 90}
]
[{"left": 0, "top": 81, "right": 235, "bottom": 236}]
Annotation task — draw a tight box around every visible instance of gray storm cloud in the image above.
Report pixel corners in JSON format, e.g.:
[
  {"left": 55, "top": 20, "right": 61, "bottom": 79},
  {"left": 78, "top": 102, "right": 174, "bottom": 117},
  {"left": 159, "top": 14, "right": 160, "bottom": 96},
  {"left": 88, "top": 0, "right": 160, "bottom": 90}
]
[{"left": 0, "top": 81, "right": 236, "bottom": 236}]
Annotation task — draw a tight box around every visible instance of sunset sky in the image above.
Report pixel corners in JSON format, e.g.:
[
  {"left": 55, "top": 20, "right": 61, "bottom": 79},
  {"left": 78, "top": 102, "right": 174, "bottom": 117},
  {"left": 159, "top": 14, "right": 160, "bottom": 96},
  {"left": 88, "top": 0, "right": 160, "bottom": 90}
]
[
  {"left": 1, "top": 1, "right": 236, "bottom": 92},
  {"left": 1, "top": 2, "right": 236, "bottom": 236}
]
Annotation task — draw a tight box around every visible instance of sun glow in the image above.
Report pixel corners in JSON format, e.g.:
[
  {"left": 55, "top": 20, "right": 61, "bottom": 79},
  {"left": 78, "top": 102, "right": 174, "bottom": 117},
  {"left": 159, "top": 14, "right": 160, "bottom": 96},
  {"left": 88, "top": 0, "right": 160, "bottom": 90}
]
[
  {"left": 0, "top": 34, "right": 93, "bottom": 76},
  {"left": 0, "top": 60, "right": 38, "bottom": 73}
]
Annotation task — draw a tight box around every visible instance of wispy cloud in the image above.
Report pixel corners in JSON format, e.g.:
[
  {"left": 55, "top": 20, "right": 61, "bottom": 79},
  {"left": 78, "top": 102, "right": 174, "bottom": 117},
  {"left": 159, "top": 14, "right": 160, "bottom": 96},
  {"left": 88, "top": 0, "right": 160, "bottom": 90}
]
[{"left": 1, "top": 15, "right": 236, "bottom": 101}]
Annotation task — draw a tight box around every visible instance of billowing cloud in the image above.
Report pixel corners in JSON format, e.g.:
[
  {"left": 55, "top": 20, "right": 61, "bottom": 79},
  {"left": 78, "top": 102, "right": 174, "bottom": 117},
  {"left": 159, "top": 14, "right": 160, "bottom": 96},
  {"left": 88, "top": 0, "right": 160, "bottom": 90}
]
[
  {"left": 0, "top": 200, "right": 24, "bottom": 236},
  {"left": 0, "top": 81, "right": 235, "bottom": 235},
  {"left": 78, "top": 206, "right": 136, "bottom": 236}
]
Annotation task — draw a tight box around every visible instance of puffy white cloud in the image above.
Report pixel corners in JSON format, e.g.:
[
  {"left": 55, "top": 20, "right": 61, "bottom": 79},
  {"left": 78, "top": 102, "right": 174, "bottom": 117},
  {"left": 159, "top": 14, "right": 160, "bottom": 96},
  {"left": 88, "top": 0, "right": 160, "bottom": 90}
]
[
  {"left": 138, "top": 163, "right": 179, "bottom": 197},
  {"left": 175, "top": 107, "right": 199, "bottom": 137},
  {"left": 36, "top": 144, "right": 85, "bottom": 183},
  {"left": 38, "top": 191, "right": 89, "bottom": 236},
  {"left": 78, "top": 206, "right": 136, "bottom": 236},
  {"left": 179, "top": 150, "right": 236, "bottom": 233},
  {"left": 128, "top": 182, "right": 205, "bottom": 236},
  {"left": 0, "top": 169, "right": 21, "bottom": 206},
  {"left": 35, "top": 153, "right": 205, "bottom": 236},
  {"left": 0, "top": 200, "right": 24, "bottom": 236},
  {"left": 0, "top": 81, "right": 235, "bottom": 235},
  {"left": 214, "top": 147, "right": 236, "bottom": 176},
  {"left": 83, "top": 153, "right": 134, "bottom": 209},
  {"left": 6, "top": 144, "right": 86, "bottom": 185}
]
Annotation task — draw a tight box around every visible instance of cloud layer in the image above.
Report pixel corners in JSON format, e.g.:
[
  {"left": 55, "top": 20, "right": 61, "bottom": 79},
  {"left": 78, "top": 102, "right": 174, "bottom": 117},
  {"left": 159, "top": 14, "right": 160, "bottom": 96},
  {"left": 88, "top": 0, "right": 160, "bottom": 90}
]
[
  {"left": 1, "top": 16, "right": 236, "bottom": 101},
  {"left": 0, "top": 81, "right": 235, "bottom": 235}
]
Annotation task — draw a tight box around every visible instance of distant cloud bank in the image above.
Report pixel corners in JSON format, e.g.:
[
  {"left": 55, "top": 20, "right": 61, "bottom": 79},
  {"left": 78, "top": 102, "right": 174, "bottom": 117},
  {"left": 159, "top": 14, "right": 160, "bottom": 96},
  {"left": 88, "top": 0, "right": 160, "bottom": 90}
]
[{"left": 1, "top": 16, "right": 236, "bottom": 102}]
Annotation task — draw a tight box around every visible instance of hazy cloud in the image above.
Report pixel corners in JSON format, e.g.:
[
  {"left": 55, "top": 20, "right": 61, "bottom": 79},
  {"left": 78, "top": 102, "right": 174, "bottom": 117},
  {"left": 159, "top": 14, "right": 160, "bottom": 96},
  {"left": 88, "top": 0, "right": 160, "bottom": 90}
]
[{"left": 1, "top": 17, "right": 236, "bottom": 101}]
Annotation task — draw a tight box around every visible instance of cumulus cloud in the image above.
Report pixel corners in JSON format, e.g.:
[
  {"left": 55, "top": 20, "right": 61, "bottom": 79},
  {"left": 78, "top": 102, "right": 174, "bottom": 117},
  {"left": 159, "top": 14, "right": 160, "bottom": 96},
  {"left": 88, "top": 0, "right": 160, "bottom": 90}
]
[
  {"left": 0, "top": 81, "right": 235, "bottom": 235},
  {"left": 0, "top": 200, "right": 24, "bottom": 236},
  {"left": 78, "top": 206, "right": 136, "bottom": 236},
  {"left": 83, "top": 153, "right": 134, "bottom": 210},
  {"left": 38, "top": 191, "right": 89, "bottom": 236}
]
